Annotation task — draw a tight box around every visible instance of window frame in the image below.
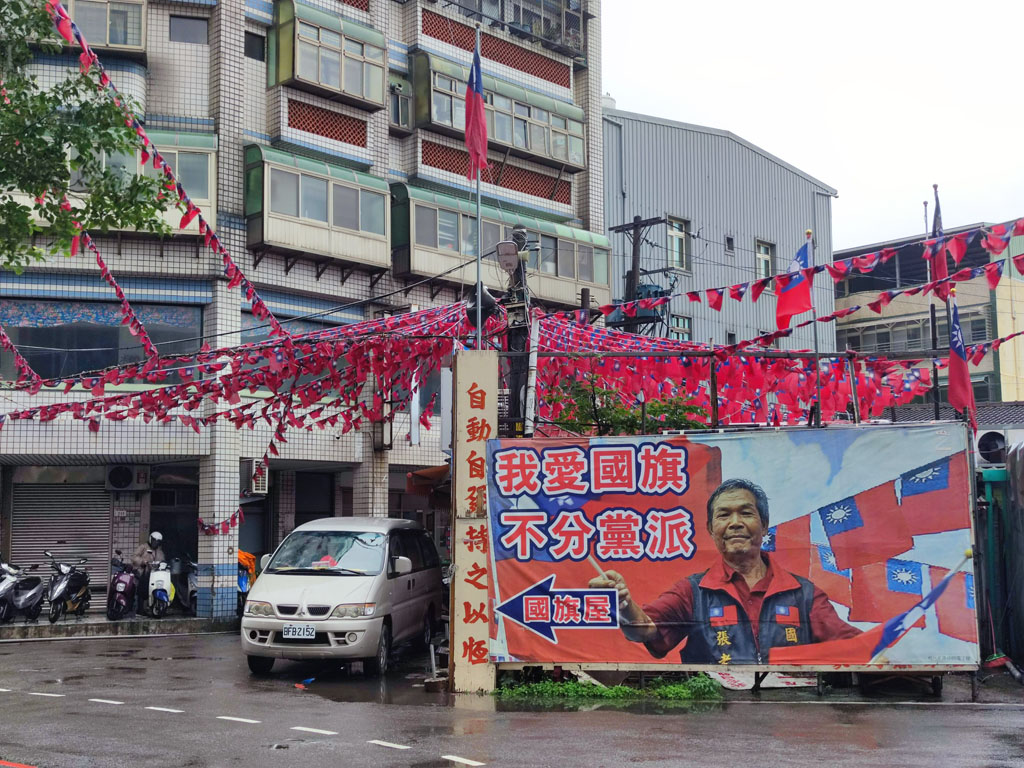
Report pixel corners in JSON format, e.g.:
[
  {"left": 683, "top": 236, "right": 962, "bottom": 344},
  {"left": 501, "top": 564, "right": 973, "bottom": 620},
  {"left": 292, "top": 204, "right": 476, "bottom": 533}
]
[
  {"left": 244, "top": 31, "right": 266, "bottom": 61},
  {"left": 292, "top": 20, "right": 385, "bottom": 107},
  {"left": 669, "top": 314, "right": 692, "bottom": 342},
  {"left": 755, "top": 240, "right": 775, "bottom": 281},
  {"left": 168, "top": 15, "right": 208, "bottom": 45},
  {"left": 68, "top": 0, "right": 145, "bottom": 50},
  {"left": 667, "top": 217, "right": 691, "bottom": 272},
  {"left": 265, "top": 163, "right": 389, "bottom": 239}
]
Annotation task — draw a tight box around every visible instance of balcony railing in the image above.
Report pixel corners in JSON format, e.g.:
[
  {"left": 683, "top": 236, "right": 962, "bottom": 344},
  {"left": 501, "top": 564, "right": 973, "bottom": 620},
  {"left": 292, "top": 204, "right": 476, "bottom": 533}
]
[{"left": 447, "top": 0, "right": 588, "bottom": 58}]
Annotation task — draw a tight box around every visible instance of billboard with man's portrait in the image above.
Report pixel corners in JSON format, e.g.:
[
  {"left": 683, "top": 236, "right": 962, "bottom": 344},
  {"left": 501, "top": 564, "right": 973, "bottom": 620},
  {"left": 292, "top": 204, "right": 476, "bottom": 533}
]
[{"left": 484, "top": 423, "right": 979, "bottom": 669}]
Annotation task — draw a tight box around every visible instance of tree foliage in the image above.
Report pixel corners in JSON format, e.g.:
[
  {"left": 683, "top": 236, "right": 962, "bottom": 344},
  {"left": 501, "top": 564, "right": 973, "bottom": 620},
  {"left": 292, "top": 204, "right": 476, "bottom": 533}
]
[
  {"left": 0, "top": 0, "right": 169, "bottom": 272},
  {"left": 547, "top": 371, "right": 706, "bottom": 436}
]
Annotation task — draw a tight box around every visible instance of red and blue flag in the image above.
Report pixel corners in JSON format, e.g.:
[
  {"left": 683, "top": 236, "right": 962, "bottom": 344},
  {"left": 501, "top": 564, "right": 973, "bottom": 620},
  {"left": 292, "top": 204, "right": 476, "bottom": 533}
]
[
  {"left": 464, "top": 45, "right": 488, "bottom": 179},
  {"left": 776, "top": 242, "right": 814, "bottom": 329}
]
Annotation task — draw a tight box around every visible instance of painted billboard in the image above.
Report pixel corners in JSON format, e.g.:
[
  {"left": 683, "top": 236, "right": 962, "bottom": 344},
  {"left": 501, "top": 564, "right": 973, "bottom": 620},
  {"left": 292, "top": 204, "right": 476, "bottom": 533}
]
[{"left": 485, "top": 424, "right": 979, "bottom": 668}]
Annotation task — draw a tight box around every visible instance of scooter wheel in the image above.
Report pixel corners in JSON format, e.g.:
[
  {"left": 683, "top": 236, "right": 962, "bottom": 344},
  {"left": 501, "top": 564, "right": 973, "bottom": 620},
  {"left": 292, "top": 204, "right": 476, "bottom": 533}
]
[
  {"left": 189, "top": 595, "right": 197, "bottom": 616},
  {"left": 151, "top": 599, "right": 168, "bottom": 619},
  {"left": 25, "top": 601, "right": 42, "bottom": 622},
  {"left": 107, "top": 604, "right": 123, "bottom": 621},
  {"left": 48, "top": 601, "right": 62, "bottom": 624}
]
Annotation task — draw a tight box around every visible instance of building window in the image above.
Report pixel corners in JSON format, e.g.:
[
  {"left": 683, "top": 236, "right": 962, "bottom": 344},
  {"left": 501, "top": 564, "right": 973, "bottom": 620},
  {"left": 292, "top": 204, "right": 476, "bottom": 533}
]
[
  {"left": 268, "top": 167, "right": 387, "bottom": 235},
  {"left": 144, "top": 150, "right": 211, "bottom": 201},
  {"left": 244, "top": 31, "right": 265, "bottom": 61},
  {"left": 169, "top": 16, "right": 208, "bottom": 44},
  {"left": 670, "top": 315, "right": 692, "bottom": 342},
  {"left": 390, "top": 91, "right": 411, "bottom": 130},
  {"left": 72, "top": 0, "right": 143, "bottom": 48},
  {"left": 970, "top": 316, "right": 988, "bottom": 343},
  {"left": 667, "top": 218, "right": 691, "bottom": 271},
  {"left": 0, "top": 300, "right": 201, "bottom": 380},
  {"left": 295, "top": 21, "right": 384, "bottom": 105},
  {"left": 727, "top": 332, "right": 736, "bottom": 346},
  {"left": 755, "top": 240, "right": 774, "bottom": 280},
  {"left": 725, "top": 235, "right": 735, "bottom": 254}
]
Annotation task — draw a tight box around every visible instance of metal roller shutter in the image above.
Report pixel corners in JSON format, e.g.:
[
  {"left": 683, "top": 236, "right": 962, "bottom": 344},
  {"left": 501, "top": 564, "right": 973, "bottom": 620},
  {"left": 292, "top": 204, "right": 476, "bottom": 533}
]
[{"left": 10, "top": 485, "right": 111, "bottom": 592}]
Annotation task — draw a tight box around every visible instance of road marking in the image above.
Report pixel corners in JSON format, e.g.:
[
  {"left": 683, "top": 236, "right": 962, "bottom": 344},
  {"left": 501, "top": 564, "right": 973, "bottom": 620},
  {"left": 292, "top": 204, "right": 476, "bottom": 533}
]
[
  {"left": 722, "top": 700, "right": 1024, "bottom": 708},
  {"left": 145, "top": 706, "right": 184, "bottom": 713},
  {"left": 0, "top": 688, "right": 11, "bottom": 692},
  {"left": 27, "top": 692, "right": 64, "bottom": 698},
  {"left": 442, "top": 756, "right": 486, "bottom": 766},
  {"left": 290, "top": 726, "right": 338, "bottom": 736},
  {"left": 0, "top": 759, "right": 38, "bottom": 767},
  {"left": 368, "top": 740, "right": 411, "bottom": 750},
  {"left": 217, "top": 716, "right": 261, "bottom": 724},
  {"left": 89, "top": 698, "right": 124, "bottom": 705}
]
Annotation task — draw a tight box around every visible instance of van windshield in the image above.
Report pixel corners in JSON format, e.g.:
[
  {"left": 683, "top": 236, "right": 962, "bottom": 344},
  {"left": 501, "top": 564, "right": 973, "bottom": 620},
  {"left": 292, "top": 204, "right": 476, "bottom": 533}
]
[{"left": 266, "top": 531, "right": 385, "bottom": 575}]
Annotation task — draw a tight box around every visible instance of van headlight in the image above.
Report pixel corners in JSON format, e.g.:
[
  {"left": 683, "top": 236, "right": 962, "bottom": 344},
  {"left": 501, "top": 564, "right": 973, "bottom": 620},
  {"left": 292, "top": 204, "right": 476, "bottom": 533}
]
[
  {"left": 244, "top": 600, "right": 274, "bottom": 617},
  {"left": 330, "top": 603, "right": 376, "bottom": 619}
]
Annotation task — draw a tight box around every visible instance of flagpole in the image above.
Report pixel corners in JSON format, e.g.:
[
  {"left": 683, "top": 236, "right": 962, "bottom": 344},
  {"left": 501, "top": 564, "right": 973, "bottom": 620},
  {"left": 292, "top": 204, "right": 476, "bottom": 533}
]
[
  {"left": 474, "top": 24, "right": 483, "bottom": 351},
  {"left": 807, "top": 229, "right": 823, "bottom": 427}
]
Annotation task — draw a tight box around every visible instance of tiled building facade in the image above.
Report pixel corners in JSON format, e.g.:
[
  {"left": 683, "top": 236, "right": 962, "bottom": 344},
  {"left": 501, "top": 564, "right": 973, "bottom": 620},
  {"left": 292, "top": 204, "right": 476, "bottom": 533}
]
[{"left": 0, "top": 0, "right": 606, "bottom": 616}]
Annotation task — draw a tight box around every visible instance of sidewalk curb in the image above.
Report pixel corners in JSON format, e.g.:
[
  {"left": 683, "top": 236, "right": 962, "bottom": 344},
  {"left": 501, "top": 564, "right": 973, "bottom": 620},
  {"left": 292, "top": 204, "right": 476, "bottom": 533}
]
[{"left": 0, "top": 617, "right": 239, "bottom": 643}]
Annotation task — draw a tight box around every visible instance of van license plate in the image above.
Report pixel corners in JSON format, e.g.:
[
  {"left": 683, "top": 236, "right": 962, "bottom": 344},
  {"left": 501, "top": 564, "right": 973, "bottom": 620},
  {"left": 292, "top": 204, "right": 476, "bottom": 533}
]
[{"left": 282, "top": 624, "right": 316, "bottom": 639}]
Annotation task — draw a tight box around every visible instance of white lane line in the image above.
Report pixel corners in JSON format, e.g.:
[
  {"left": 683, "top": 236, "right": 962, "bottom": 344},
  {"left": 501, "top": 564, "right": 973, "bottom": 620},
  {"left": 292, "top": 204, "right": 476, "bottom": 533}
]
[
  {"left": 217, "top": 716, "right": 261, "bottom": 724},
  {"left": 442, "top": 756, "right": 486, "bottom": 766},
  {"left": 27, "top": 692, "right": 65, "bottom": 698},
  {"left": 722, "top": 700, "right": 1024, "bottom": 708},
  {"left": 145, "top": 706, "right": 184, "bottom": 713},
  {"left": 368, "top": 740, "right": 411, "bottom": 750},
  {"left": 0, "top": 688, "right": 11, "bottom": 692},
  {"left": 88, "top": 698, "right": 124, "bottom": 705},
  {"left": 290, "top": 726, "right": 338, "bottom": 736}
]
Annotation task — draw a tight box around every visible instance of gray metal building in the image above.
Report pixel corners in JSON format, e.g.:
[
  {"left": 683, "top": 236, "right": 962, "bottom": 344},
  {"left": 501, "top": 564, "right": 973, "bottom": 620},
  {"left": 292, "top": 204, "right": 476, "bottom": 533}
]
[{"left": 602, "top": 105, "right": 837, "bottom": 350}]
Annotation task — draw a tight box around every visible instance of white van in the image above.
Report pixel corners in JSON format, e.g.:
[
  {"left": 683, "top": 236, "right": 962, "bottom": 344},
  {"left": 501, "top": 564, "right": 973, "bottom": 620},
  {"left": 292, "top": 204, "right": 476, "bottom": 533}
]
[{"left": 240, "top": 517, "right": 443, "bottom": 675}]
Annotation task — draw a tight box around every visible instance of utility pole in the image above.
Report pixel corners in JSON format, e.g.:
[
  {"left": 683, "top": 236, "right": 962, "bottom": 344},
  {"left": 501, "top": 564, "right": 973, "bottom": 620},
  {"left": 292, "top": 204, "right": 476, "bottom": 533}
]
[
  {"left": 504, "top": 226, "right": 530, "bottom": 437},
  {"left": 609, "top": 215, "right": 665, "bottom": 333}
]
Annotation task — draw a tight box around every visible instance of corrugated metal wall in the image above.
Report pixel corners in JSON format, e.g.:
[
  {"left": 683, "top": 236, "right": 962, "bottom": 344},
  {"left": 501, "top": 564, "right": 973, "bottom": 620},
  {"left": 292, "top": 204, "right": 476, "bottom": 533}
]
[{"left": 603, "top": 109, "right": 836, "bottom": 350}]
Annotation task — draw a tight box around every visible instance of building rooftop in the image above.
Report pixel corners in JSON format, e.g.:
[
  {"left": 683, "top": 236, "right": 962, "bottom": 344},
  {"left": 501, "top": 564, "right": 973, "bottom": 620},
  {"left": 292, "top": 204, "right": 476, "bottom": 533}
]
[{"left": 887, "top": 401, "right": 1024, "bottom": 427}]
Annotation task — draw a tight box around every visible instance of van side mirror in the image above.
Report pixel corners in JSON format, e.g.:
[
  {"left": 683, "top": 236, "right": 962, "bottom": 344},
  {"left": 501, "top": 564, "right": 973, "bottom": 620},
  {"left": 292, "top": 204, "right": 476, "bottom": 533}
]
[
  {"left": 260, "top": 554, "right": 271, "bottom": 572},
  {"left": 393, "top": 556, "right": 412, "bottom": 576}
]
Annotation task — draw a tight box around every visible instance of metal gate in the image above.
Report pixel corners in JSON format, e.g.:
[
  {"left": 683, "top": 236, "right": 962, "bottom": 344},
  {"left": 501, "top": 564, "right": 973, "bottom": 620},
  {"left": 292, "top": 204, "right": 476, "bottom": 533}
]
[{"left": 10, "top": 484, "right": 111, "bottom": 592}]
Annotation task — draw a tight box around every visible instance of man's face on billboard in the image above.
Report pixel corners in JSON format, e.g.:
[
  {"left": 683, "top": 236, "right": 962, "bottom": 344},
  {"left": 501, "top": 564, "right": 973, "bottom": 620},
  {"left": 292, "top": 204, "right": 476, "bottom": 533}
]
[{"left": 709, "top": 488, "right": 764, "bottom": 557}]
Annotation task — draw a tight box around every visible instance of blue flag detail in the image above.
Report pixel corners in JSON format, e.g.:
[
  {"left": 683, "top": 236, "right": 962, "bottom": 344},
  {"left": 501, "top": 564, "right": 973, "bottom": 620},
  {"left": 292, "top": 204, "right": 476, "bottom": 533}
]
[
  {"left": 775, "top": 605, "right": 793, "bottom": 617},
  {"left": 710, "top": 605, "right": 724, "bottom": 618},
  {"left": 761, "top": 526, "right": 777, "bottom": 552},
  {"left": 885, "top": 559, "right": 924, "bottom": 596},
  {"left": 965, "top": 573, "right": 975, "bottom": 610},
  {"left": 818, "top": 497, "right": 864, "bottom": 536},
  {"left": 816, "top": 545, "right": 851, "bottom": 578},
  {"left": 899, "top": 457, "right": 950, "bottom": 499}
]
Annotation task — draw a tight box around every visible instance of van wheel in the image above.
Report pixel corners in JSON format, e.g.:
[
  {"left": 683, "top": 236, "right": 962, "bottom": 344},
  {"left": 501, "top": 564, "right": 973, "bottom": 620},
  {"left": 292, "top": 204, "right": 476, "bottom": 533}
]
[
  {"left": 418, "top": 612, "right": 435, "bottom": 649},
  {"left": 247, "top": 655, "right": 274, "bottom": 674},
  {"left": 366, "top": 624, "right": 391, "bottom": 676}
]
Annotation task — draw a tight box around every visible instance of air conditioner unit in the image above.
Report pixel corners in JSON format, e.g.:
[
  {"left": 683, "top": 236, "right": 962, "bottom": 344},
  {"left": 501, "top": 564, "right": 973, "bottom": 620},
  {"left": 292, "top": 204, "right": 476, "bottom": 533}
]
[
  {"left": 242, "top": 459, "right": 269, "bottom": 495},
  {"left": 974, "top": 429, "right": 1024, "bottom": 468},
  {"left": 105, "top": 465, "right": 151, "bottom": 492}
]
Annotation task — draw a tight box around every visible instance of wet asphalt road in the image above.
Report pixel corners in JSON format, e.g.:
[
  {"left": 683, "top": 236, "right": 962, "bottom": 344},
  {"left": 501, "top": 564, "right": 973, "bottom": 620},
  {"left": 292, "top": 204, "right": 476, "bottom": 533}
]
[{"left": 0, "top": 634, "right": 1023, "bottom": 768}]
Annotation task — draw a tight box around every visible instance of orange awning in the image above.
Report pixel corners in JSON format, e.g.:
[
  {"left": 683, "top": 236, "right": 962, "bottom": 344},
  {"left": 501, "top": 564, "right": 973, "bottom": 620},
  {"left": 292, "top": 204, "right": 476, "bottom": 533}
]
[{"left": 405, "top": 464, "right": 451, "bottom": 496}]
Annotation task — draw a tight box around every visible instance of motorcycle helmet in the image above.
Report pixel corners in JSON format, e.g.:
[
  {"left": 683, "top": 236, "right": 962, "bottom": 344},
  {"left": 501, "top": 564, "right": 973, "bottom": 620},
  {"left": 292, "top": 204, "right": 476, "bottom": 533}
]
[{"left": 148, "top": 531, "right": 163, "bottom": 550}]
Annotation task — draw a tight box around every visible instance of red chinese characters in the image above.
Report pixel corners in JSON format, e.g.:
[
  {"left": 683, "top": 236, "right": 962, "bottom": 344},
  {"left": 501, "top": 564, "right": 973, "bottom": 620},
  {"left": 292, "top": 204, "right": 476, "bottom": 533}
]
[
  {"left": 463, "top": 601, "right": 488, "bottom": 624},
  {"left": 465, "top": 524, "right": 489, "bottom": 553},
  {"left": 493, "top": 448, "right": 542, "bottom": 496},
  {"left": 644, "top": 509, "right": 695, "bottom": 559},
  {"left": 499, "top": 511, "right": 548, "bottom": 559},
  {"left": 594, "top": 509, "right": 644, "bottom": 559},
  {"left": 461, "top": 637, "right": 488, "bottom": 664},
  {"left": 583, "top": 594, "right": 612, "bottom": 623},
  {"left": 540, "top": 447, "right": 588, "bottom": 495},
  {"left": 466, "top": 381, "right": 486, "bottom": 410},
  {"left": 464, "top": 561, "right": 489, "bottom": 590},
  {"left": 590, "top": 447, "right": 637, "bottom": 493},
  {"left": 551, "top": 594, "right": 582, "bottom": 624},
  {"left": 637, "top": 443, "right": 689, "bottom": 494},
  {"left": 548, "top": 509, "right": 596, "bottom": 560},
  {"left": 466, "top": 416, "right": 492, "bottom": 442},
  {"left": 466, "top": 449, "right": 486, "bottom": 480},
  {"left": 523, "top": 595, "right": 550, "bottom": 622}
]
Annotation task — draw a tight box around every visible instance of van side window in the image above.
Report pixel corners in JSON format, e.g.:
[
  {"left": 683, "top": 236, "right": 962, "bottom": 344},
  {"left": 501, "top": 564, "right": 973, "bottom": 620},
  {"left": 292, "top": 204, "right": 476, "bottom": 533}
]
[
  {"left": 399, "top": 530, "right": 425, "bottom": 572},
  {"left": 418, "top": 532, "right": 440, "bottom": 569}
]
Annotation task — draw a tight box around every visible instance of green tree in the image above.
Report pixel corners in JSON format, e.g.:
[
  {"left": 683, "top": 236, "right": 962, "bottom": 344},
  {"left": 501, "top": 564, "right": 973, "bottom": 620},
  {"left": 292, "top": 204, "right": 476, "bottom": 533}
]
[
  {"left": 547, "top": 370, "right": 706, "bottom": 436},
  {"left": 0, "top": 0, "right": 169, "bottom": 272}
]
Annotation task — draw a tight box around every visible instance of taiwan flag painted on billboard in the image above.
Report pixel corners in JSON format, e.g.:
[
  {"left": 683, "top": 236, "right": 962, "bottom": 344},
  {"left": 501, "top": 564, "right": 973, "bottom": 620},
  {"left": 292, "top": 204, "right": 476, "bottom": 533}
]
[
  {"left": 897, "top": 454, "right": 970, "bottom": 536},
  {"left": 815, "top": 482, "right": 914, "bottom": 571},
  {"left": 849, "top": 558, "right": 927, "bottom": 623}
]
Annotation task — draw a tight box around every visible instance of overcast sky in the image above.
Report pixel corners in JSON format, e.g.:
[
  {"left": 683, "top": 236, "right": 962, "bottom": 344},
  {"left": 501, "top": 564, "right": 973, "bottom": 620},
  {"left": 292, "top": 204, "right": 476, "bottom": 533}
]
[{"left": 601, "top": 0, "right": 1024, "bottom": 250}]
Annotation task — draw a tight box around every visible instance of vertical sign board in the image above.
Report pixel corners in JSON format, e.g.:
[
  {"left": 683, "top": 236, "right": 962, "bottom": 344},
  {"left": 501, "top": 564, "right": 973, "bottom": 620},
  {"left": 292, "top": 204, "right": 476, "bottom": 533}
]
[{"left": 450, "top": 350, "right": 498, "bottom": 691}]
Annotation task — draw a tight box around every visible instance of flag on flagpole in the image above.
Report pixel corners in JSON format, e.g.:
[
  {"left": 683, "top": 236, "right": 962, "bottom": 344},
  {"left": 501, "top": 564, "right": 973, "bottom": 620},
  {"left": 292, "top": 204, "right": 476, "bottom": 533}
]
[
  {"left": 947, "top": 290, "right": 978, "bottom": 433},
  {"left": 464, "top": 43, "right": 488, "bottom": 179},
  {"left": 776, "top": 242, "right": 814, "bottom": 329}
]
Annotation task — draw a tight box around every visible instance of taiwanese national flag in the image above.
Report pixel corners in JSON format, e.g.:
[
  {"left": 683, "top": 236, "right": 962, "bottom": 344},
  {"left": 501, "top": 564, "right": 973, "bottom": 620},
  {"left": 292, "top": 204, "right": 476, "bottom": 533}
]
[
  {"left": 809, "top": 543, "right": 852, "bottom": 607},
  {"left": 761, "top": 514, "right": 810, "bottom": 579},
  {"left": 776, "top": 241, "right": 814, "bottom": 329},
  {"left": 897, "top": 453, "right": 971, "bottom": 536},
  {"left": 464, "top": 44, "right": 488, "bottom": 179},
  {"left": 848, "top": 558, "right": 926, "bottom": 623},
  {"left": 928, "top": 567, "right": 978, "bottom": 644},
  {"left": 947, "top": 295, "right": 978, "bottom": 433},
  {"left": 815, "top": 481, "right": 914, "bottom": 570}
]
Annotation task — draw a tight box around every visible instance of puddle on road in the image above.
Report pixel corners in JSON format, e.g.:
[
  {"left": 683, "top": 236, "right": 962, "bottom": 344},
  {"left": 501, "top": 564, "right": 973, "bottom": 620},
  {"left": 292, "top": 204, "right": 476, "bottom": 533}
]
[{"left": 494, "top": 698, "right": 727, "bottom": 715}]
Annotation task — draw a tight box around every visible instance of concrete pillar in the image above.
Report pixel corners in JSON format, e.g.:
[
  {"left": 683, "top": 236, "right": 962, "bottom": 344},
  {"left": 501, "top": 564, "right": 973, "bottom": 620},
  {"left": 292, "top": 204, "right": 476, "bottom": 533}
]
[
  {"left": 351, "top": 447, "right": 389, "bottom": 517},
  {"left": 196, "top": 427, "right": 240, "bottom": 618},
  {"left": 332, "top": 472, "right": 345, "bottom": 516}
]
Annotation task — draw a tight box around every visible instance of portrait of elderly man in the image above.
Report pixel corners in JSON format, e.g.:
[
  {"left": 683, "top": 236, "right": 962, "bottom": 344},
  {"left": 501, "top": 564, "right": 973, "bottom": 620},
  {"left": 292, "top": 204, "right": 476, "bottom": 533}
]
[{"left": 589, "top": 478, "right": 861, "bottom": 664}]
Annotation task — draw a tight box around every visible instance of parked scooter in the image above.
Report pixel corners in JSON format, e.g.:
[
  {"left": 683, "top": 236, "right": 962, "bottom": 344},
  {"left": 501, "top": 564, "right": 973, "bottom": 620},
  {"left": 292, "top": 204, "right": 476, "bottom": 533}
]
[
  {"left": 142, "top": 560, "right": 174, "bottom": 618},
  {"left": 171, "top": 556, "right": 197, "bottom": 616},
  {"left": 107, "top": 550, "right": 137, "bottom": 621},
  {"left": 45, "top": 550, "right": 90, "bottom": 623},
  {"left": 0, "top": 559, "right": 45, "bottom": 623}
]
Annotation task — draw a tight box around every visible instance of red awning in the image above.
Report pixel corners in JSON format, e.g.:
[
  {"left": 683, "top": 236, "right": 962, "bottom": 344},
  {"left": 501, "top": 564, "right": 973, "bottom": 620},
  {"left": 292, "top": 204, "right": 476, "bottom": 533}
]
[{"left": 405, "top": 464, "right": 450, "bottom": 496}]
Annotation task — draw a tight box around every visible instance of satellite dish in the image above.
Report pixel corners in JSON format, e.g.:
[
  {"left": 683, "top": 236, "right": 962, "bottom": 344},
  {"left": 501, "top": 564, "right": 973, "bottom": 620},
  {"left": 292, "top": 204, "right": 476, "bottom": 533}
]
[{"left": 978, "top": 430, "right": 1006, "bottom": 464}]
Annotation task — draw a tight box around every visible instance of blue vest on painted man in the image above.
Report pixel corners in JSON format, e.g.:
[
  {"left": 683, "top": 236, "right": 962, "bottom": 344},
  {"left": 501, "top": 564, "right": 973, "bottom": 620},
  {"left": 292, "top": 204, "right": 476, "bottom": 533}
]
[{"left": 678, "top": 570, "right": 815, "bottom": 664}]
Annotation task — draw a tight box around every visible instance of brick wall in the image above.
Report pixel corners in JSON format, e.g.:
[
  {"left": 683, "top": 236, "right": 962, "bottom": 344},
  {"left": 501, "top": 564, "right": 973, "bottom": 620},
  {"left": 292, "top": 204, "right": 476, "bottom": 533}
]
[{"left": 288, "top": 100, "right": 368, "bottom": 147}]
